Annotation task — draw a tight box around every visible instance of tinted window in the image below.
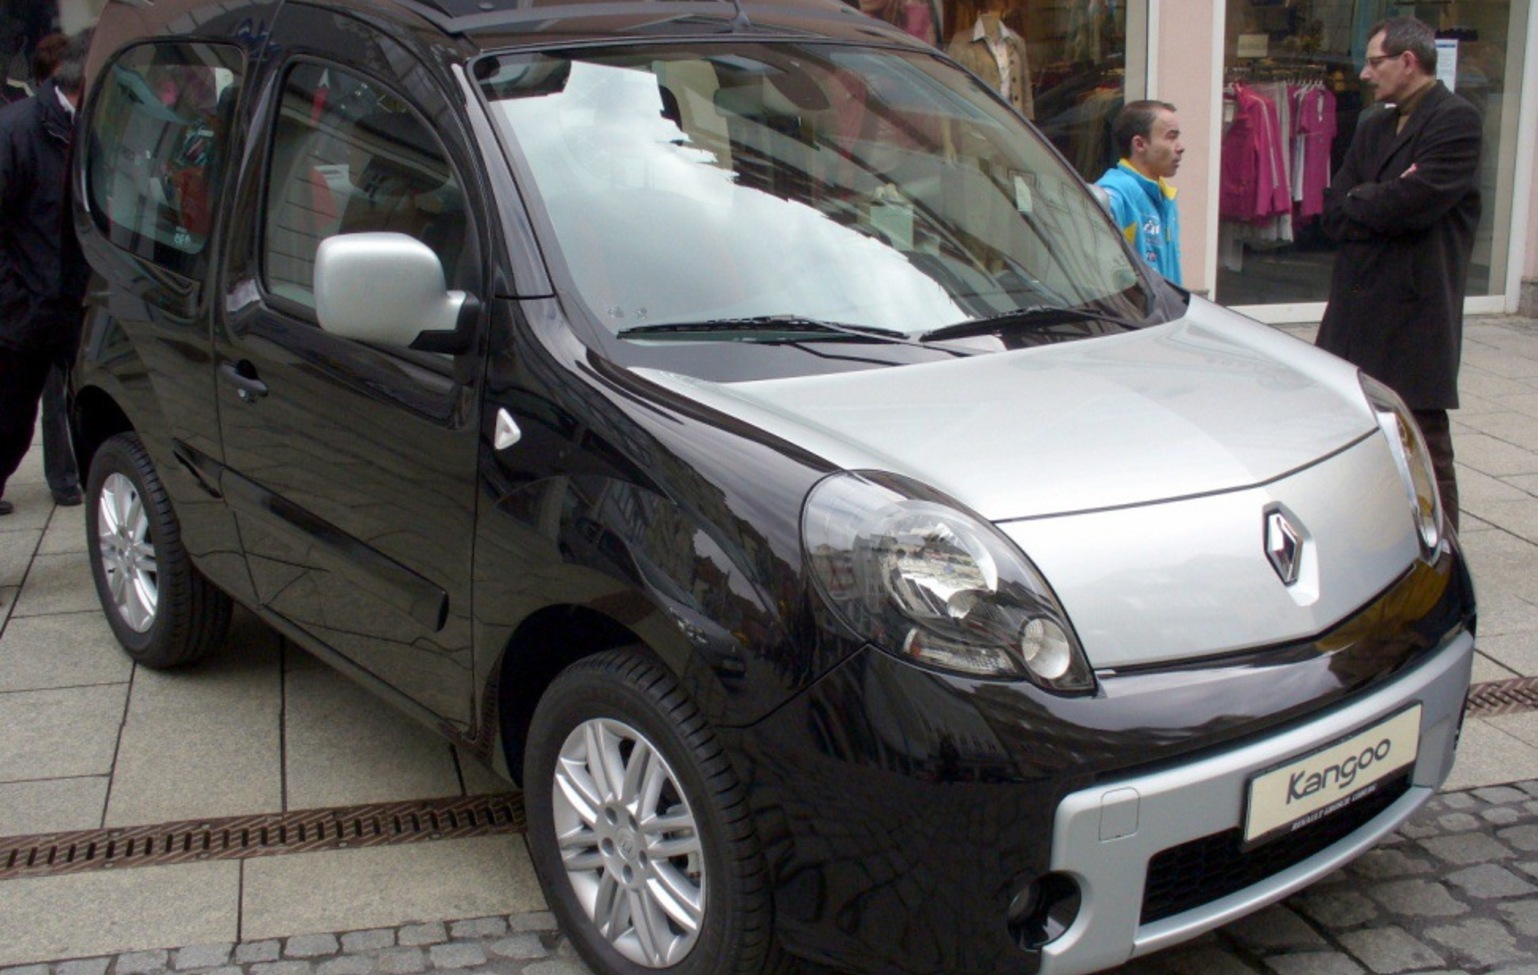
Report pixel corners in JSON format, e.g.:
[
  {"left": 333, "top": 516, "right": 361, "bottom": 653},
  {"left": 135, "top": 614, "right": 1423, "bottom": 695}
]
[
  {"left": 85, "top": 42, "right": 243, "bottom": 273},
  {"left": 263, "top": 63, "right": 467, "bottom": 310}
]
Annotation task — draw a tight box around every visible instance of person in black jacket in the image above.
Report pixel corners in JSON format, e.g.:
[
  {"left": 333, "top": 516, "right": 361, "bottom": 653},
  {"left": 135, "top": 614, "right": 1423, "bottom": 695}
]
[
  {"left": 0, "top": 30, "right": 90, "bottom": 516},
  {"left": 1314, "top": 16, "right": 1481, "bottom": 531}
]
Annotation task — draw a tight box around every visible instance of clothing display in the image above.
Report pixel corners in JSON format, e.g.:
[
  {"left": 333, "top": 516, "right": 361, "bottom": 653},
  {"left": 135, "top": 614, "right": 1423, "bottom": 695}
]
[
  {"left": 1219, "top": 75, "right": 1337, "bottom": 270},
  {"left": 947, "top": 12, "right": 1033, "bottom": 118},
  {"left": 859, "top": 0, "right": 939, "bottom": 45}
]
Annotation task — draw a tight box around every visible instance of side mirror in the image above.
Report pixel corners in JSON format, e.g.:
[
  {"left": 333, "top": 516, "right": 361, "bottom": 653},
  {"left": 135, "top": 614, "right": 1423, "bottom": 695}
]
[{"left": 315, "top": 232, "right": 470, "bottom": 351}]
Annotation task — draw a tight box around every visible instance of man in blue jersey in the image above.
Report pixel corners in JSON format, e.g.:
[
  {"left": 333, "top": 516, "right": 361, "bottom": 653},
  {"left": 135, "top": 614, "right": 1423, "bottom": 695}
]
[{"left": 1094, "top": 100, "right": 1184, "bottom": 284}]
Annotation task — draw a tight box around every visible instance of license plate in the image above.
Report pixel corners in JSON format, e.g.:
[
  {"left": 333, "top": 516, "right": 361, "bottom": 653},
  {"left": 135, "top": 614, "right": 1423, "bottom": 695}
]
[{"left": 1244, "top": 705, "right": 1421, "bottom": 846}]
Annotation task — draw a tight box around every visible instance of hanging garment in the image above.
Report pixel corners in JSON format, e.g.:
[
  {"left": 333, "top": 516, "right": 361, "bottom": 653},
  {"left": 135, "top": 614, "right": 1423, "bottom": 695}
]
[{"left": 947, "top": 14, "right": 1034, "bottom": 119}]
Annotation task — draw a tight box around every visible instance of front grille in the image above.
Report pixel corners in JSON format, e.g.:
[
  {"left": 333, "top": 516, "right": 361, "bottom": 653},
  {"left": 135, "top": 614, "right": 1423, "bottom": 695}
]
[{"left": 1140, "top": 774, "right": 1409, "bottom": 924}]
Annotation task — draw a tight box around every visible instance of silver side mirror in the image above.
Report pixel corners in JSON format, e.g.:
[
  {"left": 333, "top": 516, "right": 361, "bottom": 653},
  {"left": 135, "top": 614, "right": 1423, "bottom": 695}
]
[{"left": 315, "top": 232, "right": 466, "bottom": 348}]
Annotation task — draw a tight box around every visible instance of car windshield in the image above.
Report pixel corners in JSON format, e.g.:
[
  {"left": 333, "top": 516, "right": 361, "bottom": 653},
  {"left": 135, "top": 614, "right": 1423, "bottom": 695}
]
[{"left": 477, "top": 42, "right": 1148, "bottom": 339}]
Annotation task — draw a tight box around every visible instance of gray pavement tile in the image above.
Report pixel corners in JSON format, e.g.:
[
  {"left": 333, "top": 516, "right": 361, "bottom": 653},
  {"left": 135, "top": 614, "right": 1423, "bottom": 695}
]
[
  {"left": 1263, "top": 953, "right": 1366, "bottom": 975},
  {"left": 1466, "top": 321, "right": 1538, "bottom": 351},
  {"left": 0, "top": 861, "right": 239, "bottom": 967},
  {"left": 10, "top": 553, "right": 103, "bottom": 617},
  {"left": 1444, "top": 719, "right": 1538, "bottom": 792},
  {"left": 1476, "top": 632, "right": 1538, "bottom": 680},
  {"left": 283, "top": 665, "right": 462, "bottom": 810},
  {"left": 0, "top": 529, "right": 41, "bottom": 588},
  {"left": 239, "top": 836, "right": 546, "bottom": 943},
  {"left": 1465, "top": 411, "right": 1538, "bottom": 454},
  {"left": 521, "top": 959, "right": 592, "bottom": 975},
  {"left": 1495, "top": 393, "right": 1538, "bottom": 420},
  {"left": 7, "top": 442, "right": 44, "bottom": 486},
  {"left": 1488, "top": 712, "right": 1538, "bottom": 752},
  {"left": 1466, "top": 591, "right": 1538, "bottom": 640},
  {"left": 1455, "top": 434, "right": 1538, "bottom": 479},
  {"left": 105, "top": 630, "right": 284, "bottom": 827},
  {"left": 0, "top": 776, "right": 108, "bottom": 836},
  {"left": 1465, "top": 354, "right": 1538, "bottom": 381},
  {"left": 0, "top": 683, "right": 128, "bottom": 782},
  {"left": 1337, "top": 925, "right": 1446, "bottom": 974},
  {"left": 1454, "top": 392, "right": 1509, "bottom": 417},
  {"left": 1460, "top": 467, "right": 1535, "bottom": 508},
  {"left": 1466, "top": 498, "right": 1538, "bottom": 543},
  {"left": 1472, "top": 650, "right": 1521, "bottom": 683},
  {"left": 38, "top": 508, "right": 87, "bottom": 556},
  {"left": 0, "top": 612, "right": 132, "bottom": 692},
  {"left": 0, "top": 482, "right": 55, "bottom": 533},
  {"left": 1424, "top": 917, "right": 1528, "bottom": 967}
]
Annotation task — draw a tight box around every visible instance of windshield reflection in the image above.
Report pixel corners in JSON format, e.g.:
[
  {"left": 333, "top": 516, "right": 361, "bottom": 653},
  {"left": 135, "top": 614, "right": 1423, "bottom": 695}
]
[{"left": 479, "top": 43, "right": 1147, "bottom": 338}]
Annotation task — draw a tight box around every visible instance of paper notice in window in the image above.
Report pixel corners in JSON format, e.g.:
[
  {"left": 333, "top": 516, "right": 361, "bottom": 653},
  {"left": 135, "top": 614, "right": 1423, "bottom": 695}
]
[{"left": 1436, "top": 39, "right": 1458, "bottom": 91}]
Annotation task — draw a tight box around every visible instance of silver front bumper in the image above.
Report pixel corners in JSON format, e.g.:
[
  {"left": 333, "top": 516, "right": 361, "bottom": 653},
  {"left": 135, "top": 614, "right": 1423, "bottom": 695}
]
[{"left": 1039, "top": 629, "right": 1474, "bottom": 975}]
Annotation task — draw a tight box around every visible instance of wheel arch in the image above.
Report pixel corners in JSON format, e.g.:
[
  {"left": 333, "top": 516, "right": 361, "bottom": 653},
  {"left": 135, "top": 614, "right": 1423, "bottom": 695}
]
[
  {"left": 494, "top": 603, "right": 650, "bottom": 788},
  {"left": 71, "top": 384, "right": 135, "bottom": 481}
]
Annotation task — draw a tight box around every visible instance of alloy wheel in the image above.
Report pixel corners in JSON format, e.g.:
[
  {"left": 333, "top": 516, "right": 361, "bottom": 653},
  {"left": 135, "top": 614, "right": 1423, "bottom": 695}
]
[
  {"left": 97, "top": 471, "right": 158, "bottom": 633},
  {"left": 552, "top": 717, "right": 706, "bottom": 968}
]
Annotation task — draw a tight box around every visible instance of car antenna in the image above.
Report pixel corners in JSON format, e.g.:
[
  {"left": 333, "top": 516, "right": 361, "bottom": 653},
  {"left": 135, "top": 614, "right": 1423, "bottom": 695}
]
[{"left": 722, "top": 0, "right": 753, "bottom": 32}]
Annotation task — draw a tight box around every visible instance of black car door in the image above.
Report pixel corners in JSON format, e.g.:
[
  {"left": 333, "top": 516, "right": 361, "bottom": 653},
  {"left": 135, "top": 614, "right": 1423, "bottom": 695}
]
[{"left": 213, "top": 8, "right": 485, "bottom": 727}]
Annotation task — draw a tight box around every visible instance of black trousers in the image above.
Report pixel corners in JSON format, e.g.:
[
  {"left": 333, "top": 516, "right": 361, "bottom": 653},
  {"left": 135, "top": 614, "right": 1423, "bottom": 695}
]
[
  {"left": 1413, "top": 409, "right": 1458, "bottom": 533},
  {"left": 41, "top": 357, "right": 80, "bottom": 493},
  {"left": 0, "top": 344, "right": 53, "bottom": 499}
]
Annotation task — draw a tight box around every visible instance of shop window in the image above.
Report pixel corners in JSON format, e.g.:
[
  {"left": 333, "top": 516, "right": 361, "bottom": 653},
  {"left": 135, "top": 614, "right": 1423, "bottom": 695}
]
[
  {"left": 861, "top": 0, "right": 1134, "bottom": 183},
  {"left": 1216, "top": 0, "right": 1517, "bottom": 306}
]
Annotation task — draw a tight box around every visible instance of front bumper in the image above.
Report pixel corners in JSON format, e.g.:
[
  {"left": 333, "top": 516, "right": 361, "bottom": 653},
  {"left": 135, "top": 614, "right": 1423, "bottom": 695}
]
[
  {"left": 1041, "top": 623, "right": 1472, "bottom": 975},
  {"left": 736, "top": 549, "right": 1474, "bottom": 975}
]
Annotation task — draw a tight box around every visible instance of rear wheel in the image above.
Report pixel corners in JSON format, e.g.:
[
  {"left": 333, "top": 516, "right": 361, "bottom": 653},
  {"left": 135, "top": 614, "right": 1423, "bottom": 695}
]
[
  {"left": 524, "top": 649, "right": 784, "bottom": 975},
  {"left": 86, "top": 432, "right": 232, "bottom": 667}
]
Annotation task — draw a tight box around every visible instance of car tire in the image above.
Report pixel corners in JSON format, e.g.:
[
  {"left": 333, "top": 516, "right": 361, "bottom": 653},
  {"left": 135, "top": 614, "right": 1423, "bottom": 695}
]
[
  {"left": 524, "top": 649, "right": 786, "bottom": 975},
  {"left": 86, "top": 432, "right": 232, "bottom": 668}
]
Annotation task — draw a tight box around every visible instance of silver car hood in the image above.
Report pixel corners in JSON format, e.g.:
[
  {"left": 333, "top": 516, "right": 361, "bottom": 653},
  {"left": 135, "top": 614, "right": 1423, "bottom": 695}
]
[
  {"left": 637, "top": 298, "right": 1419, "bottom": 668},
  {"left": 637, "top": 298, "right": 1375, "bottom": 521}
]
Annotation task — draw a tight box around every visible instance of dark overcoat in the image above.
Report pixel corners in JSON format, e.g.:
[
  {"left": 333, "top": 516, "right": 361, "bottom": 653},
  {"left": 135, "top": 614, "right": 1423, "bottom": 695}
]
[
  {"left": 1314, "top": 81, "right": 1481, "bottom": 411},
  {"left": 0, "top": 79, "right": 88, "bottom": 357}
]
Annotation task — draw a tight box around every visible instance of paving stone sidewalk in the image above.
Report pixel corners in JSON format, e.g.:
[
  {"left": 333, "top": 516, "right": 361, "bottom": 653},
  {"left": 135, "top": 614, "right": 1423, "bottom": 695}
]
[{"left": 5, "top": 781, "right": 1537, "bottom": 975}]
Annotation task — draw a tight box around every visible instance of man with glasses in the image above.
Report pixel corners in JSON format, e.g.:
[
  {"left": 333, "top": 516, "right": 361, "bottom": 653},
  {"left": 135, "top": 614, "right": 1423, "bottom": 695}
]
[{"left": 1314, "top": 16, "right": 1481, "bottom": 530}]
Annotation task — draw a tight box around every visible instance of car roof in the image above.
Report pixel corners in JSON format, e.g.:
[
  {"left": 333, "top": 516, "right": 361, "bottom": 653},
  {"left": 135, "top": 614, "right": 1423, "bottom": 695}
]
[
  {"left": 99, "top": 0, "right": 910, "bottom": 45},
  {"left": 90, "top": 0, "right": 920, "bottom": 86},
  {"left": 416, "top": 0, "right": 914, "bottom": 50}
]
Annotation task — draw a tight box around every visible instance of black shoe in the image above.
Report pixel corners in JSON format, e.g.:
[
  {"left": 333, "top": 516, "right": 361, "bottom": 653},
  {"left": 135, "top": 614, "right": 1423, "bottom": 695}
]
[
  {"left": 51, "top": 488, "right": 82, "bottom": 507},
  {"left": 0, "top": 499, "right": 12, "bottom": 516}
]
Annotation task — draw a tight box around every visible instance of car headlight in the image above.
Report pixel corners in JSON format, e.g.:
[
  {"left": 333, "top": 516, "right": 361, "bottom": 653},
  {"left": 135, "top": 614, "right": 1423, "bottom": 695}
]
[
  {"left": 1361, "top": 374, "right": 1443, "bottom": 554},
  {"left": 801, "top": 471, "right": 1094, "bottom": 693}
]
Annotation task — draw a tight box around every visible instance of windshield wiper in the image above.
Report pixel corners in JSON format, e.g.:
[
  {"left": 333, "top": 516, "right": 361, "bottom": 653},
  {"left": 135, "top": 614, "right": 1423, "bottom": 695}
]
[
  {"left": 919, "top": 305, "right": 1139, "bottom": 343},
  {"left": 618, "top": 315, "right": 911, "bottom": 343}
]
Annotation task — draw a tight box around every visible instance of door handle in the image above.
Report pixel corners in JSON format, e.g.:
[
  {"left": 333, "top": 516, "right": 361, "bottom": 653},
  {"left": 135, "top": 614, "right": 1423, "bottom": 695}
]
[{"left": 219, "top": 361, "right": 269, "bottom": 403}]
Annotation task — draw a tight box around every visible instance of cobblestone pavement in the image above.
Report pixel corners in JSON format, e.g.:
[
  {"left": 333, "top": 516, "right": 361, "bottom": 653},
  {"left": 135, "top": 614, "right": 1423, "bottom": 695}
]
[{"left": 3, "top": 782, "right": 1536, "bottom": 975}]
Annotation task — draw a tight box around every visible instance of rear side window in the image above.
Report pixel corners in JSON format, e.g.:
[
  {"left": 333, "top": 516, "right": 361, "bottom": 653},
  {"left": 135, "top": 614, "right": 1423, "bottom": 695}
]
[
  {"left": 85, "top": 42, "right": 243, "bottom": 274},
  {"left": 263, "top": 63, "right": 468, "bottom": 310}
]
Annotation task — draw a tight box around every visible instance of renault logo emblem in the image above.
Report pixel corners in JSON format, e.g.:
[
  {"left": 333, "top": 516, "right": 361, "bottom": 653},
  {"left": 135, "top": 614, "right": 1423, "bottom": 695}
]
[{"left": 1265, "top": 509, "right": 1303, "bottom": 586}]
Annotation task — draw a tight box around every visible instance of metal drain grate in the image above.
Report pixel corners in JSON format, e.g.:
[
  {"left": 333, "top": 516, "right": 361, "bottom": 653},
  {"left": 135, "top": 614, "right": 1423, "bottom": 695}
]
[
  {"left": 0, "top": 794, "right": 524, "bottom": 881},
  {"left": 1466, "top": 675, "right": 1538, "bottom": 718}
]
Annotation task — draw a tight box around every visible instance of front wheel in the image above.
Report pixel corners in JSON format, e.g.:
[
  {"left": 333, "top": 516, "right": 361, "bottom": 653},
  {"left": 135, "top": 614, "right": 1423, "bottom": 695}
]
[
  {"left": 85, "top": 432, "right": 232, "bottom": 667},
  {"left": 524, "top": 649, "right": 784, "bottom": 975}
]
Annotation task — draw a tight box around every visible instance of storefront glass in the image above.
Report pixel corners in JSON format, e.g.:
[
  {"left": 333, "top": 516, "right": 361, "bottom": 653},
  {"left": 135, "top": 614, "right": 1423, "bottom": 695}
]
[
  {"left": 1216, "top": 0, "right": 1525, "bottom": 308},
  {"left": 861, "top": 0, "right": 1144, "bottom": 183}
]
